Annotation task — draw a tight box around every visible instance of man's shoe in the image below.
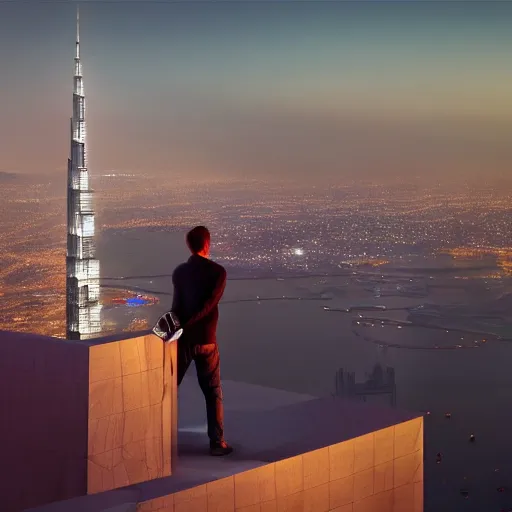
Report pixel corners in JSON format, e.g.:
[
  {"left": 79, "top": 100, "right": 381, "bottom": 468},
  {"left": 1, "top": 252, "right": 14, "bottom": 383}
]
[{"left": 210, "top": 440, "right": 233, "bottom": 456}]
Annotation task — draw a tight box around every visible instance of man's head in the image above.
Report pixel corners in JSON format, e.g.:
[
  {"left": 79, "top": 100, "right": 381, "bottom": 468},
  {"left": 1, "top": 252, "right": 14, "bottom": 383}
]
[{"left": 186, "top": 226, "right": 211, "bottom": 257}]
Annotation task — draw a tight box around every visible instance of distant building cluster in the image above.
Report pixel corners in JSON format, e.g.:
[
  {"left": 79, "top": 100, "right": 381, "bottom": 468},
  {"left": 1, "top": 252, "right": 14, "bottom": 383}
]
[{"left": 94, "top": 175, "right": 512, "bottom": 277}]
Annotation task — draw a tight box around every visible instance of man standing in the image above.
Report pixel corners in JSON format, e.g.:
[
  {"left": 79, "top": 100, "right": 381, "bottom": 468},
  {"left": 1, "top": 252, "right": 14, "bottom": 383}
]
[{"left": 171, "top": 226, "right": 233, "bottom": 456}]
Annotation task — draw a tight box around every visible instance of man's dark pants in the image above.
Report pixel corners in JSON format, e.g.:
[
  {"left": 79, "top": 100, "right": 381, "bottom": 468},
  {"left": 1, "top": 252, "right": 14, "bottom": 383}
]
[{"left": 177, "top": 342, "right": 224, "bottom": 444}]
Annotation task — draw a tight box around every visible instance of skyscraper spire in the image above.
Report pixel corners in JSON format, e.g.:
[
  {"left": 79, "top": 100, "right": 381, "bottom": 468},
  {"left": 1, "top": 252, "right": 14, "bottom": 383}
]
[
  {"left": 66, "top": 7, "right": 102, "bottom": 340},
  {"left": 76, "top": 5, "right": 80, "bottom": 57}
]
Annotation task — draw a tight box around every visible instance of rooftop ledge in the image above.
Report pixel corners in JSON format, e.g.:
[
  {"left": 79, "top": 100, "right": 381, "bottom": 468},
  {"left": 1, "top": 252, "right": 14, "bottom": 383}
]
[{"left": 0, "top": 330, "right": 423, "bottom": 512}]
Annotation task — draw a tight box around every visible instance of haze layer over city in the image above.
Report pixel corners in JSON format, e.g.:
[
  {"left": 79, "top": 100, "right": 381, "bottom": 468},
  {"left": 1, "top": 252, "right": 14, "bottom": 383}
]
[{"left": 1, "top": 1, "right": 512, "bottom": 510}]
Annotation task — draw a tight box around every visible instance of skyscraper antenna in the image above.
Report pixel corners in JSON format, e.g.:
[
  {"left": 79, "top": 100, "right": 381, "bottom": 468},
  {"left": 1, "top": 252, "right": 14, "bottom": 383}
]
[{"left": 76, "top": 4, "right": 80, "bottom": 43}]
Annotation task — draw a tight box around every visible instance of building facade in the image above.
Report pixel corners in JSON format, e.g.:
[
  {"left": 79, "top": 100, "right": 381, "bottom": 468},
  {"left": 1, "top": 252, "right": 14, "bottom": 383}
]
[{"left": 66, "top": 8, "right": 101, "bottom": 340}]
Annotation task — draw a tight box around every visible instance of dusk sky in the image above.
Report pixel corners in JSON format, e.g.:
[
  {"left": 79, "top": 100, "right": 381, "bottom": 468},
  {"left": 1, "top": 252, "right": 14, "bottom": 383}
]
[{"left": 0, "top": 0, "right": 511, "bottom": 183}]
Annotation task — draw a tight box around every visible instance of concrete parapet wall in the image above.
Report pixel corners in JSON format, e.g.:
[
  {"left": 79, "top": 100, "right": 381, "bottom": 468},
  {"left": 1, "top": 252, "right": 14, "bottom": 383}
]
[
  {"left": 0, "top": 330, "right": 177, "bottom": 512},
  {"left": 136, "top": 416, "right": 423, "bottom": 512}
]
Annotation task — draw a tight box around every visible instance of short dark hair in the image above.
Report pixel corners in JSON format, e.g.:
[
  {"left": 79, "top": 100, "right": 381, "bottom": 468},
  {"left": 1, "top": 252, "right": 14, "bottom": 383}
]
[{"left": 186, "top": 226, "right": 210, "bottom": 254}]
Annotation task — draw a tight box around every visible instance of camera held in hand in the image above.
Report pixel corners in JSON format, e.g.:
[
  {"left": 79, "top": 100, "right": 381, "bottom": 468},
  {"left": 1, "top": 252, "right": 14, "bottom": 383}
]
[{"left": 152, "top": 311, "right": 183, "bottom": 342}]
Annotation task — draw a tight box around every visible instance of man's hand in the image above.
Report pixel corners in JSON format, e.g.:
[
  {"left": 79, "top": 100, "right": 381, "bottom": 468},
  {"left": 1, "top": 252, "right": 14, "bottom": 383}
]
[{"left": 184, "top": 268, "right": 227, "bottom": 328}]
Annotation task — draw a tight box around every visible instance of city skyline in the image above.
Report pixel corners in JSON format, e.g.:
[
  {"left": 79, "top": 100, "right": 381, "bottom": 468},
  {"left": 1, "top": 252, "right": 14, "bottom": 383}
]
[{"left": 0, "top": 1, "right": 511, "bottom": 184}]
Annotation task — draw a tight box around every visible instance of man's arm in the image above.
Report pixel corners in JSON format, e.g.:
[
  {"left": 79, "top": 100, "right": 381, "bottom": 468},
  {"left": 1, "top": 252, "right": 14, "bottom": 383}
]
[
  {"left": 184, "top": 268, "right": 227, "bottom": 328},
  {"left": 171, "top": 271, "right": 181, "bottom": 312}
]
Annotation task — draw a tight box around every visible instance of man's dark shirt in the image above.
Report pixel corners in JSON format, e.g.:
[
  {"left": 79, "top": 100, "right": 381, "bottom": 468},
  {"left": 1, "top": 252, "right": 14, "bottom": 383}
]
[{"left": 172, "top": 255, "right": 227, "bottom": 345}]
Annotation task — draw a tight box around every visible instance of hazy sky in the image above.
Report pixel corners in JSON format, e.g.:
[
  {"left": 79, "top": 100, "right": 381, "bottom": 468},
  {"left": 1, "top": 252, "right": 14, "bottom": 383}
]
[{"left": 0, "top": 0, "right": 511, "bottom": 183}]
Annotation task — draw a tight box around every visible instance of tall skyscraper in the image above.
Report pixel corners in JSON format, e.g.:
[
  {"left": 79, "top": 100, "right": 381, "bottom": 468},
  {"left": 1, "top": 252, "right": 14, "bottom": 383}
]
[{"left": 66, "top": 7, "right": 101, "bottom": 340}]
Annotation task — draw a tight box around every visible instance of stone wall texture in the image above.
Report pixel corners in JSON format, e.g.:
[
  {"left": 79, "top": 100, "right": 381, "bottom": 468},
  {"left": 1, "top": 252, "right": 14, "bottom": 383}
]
[
  {"left": 87, "top": 334, "right": 175, "bottom": 494},
  {"left": 136, "top": 417, "right": 423, "bottom": 512},
  {"left": 0, "top": 331, "right": 176, "bottom": 512}
]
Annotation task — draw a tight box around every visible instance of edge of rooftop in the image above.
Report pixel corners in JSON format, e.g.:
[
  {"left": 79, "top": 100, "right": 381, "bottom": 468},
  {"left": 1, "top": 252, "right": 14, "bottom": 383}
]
[{"left": 0, "top": 328, "right": 154, "bottom": 347}]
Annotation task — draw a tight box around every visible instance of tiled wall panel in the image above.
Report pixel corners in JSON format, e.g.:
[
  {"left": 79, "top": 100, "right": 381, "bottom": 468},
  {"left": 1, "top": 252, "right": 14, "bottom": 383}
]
[
  {"left": 88, "top": 334, "right": 175, "bottom": 493},
  {"left": 0, "top": 329, "right": 176, "bottom": 511},
  {"left": 136, "top": 417, "right": 423, "bottom": 512}
]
